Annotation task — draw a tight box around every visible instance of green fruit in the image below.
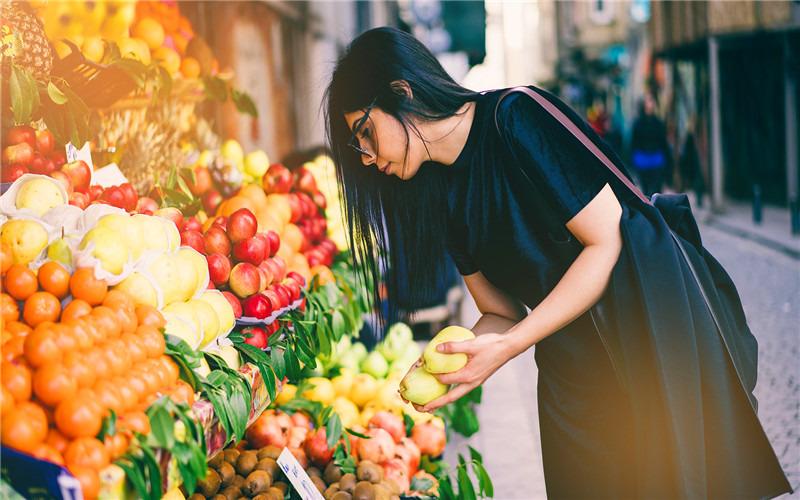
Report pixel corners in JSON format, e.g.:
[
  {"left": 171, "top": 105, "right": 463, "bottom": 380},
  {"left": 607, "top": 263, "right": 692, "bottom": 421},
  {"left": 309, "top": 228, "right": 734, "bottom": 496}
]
[
  {"left": 360, "top": 351, "right": 389, "bottom": 379},
  {"left": 399, "top": 366, "right": 448, "bottom": 406},
  {"left": 422, "top": 326, "right": 475, "bottom": 374},
  {"left": 46, "top": 238, "right": 73, "bottom": 268}
]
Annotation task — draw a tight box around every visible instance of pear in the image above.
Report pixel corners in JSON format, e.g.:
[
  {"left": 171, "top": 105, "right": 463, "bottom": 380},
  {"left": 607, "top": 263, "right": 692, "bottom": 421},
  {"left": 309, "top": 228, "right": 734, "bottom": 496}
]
[
  {"left": 188, "top": 299, "right": 221, "bottom": 348},
  {"left": 163, "top": 301, "right": 203, "bottom": 335},
  {"left": 361, "top": 351, "right": 389, "bottom": 379},
  {"left": 422, "top": 326, "right": 475, "bottom": 374},
  {"left": 134, "top": 214, "right": 171, "bottom": 253},
  {"left": 96, "top": 214, "right": 145, "bottom": 261},
  {"left": 177, "top": 247, "right": 209, "bottom": 296},
  {"left": 197, "top": 290, "right": 235, "bottom": 337},
  {"left": 331, "top": 396, "right": 360, "bottom": 428},
  {"left": 216, "top": 345, "right": 241, "bottom": 370},
  {"left": 1, "top": 219, "right": 49, "bottom": 265},
  {"left": 114, "top": 272, "right": 160, "bottom": 308},
  {"left": 46, "top": 238, "right": 73, "bottom": 268},
  {"left": 148, "top": 253, "right": 196, "bottom": 305},
  {"left": 163, "top": 314, "right": 202, "bottom": 349},
  {"left": 79, "top": 226, "right": 129, "bottom": 275},
  {"left": 15, "top": 177, "right": 66, "bottom": 216},
  {"left": 399, "top": 366, "right": 448, "bottom": 406}
]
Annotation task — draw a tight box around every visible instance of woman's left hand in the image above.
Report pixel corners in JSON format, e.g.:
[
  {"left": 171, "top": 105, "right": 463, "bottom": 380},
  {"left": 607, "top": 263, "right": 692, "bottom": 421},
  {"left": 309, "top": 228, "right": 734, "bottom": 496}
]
[{"left": 415, "top": 333, "right": 516, "bottom": 413}]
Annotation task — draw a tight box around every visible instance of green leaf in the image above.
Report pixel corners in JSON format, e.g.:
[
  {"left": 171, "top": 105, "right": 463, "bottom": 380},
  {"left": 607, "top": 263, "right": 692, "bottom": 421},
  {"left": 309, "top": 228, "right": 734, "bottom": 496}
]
[
  {"left": 46, "top": 82, "right": 68, "bottom": 104},
  {"left": 112, "top": 58, "right": 148, "bottom": 86},
  {"left": 457, "top": 463, "right": 477, "bottom": 500},
  {"left": 9, "top": 65, "right": 39, "bottom": 124},
  {"left": 325, "top": 413, "right": 343, "bottom": 449},
  {"left": 468, "top": 446, "right": 483, "bottom": 464},
  {"left": 403, "top": 413, "right": 415, "bottom": 437},
  {"left": 472, "top": 459, "right": 494, "bottom": 498},
  {"left": 331, "top": 310, "right": 346, "bottom": 339},
  {"left": 98, "top": 410, "right": 117, "bottom": 440},
  {"left": 284, "top": 348, "right": 301, "bottom": 381},
  {"left": 410, "top": 475, "right": 435, "bottom": 492},
  {"left": 231, "top": 88, "right": 258, "bottom": 117},
  {"left": 148, "top": 405, "right": 175, "bottom": 449},
  {"left": 344, "top": 427, "right": 370, "bottom": 439},
  {"left": 270, "top": 347, "right": 286, "bottom": 380},
  {"left": 203, "top": 76, "right": 228, "bottom": 101}
]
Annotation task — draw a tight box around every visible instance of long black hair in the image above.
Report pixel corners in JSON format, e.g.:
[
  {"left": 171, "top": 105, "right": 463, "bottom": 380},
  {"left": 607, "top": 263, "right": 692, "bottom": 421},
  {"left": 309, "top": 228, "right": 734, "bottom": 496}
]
[{"left": 324, "top": 27, "right": 478, "bottom": 330}]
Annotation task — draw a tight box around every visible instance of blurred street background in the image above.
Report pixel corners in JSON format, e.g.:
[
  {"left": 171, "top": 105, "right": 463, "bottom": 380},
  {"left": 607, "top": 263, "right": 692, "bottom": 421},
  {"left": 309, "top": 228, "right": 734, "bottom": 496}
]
[{"left": 177, "top": 1, "right": 799, "bottom": 497}]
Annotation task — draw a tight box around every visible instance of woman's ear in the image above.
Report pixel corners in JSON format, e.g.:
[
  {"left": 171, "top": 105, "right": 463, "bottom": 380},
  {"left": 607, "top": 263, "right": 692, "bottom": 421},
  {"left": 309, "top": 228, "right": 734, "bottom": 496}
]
[{"left": 390, "top": 80, "right": 413, "bottom": 100}]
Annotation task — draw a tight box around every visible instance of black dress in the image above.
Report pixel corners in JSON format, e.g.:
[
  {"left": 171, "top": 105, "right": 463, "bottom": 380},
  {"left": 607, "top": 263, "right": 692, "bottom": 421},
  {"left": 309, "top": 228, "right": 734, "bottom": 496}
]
[{"left": 445, "top": 87, "right": 792, "bottom": 498}]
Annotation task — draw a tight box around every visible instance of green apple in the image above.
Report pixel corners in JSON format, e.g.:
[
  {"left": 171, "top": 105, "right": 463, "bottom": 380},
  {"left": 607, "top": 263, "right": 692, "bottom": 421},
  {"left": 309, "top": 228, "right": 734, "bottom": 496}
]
[
  {"left": 1, "top": 219, "right": 49, "bottom": 265},
  {"left": 15, "top": 177, "right": 66, "bottom": 216},
  {"left": 220, "top": 139, "right": 244, "bottom": 166},
  {"left": 244, "top": 150, "right": 269, "bottom": 178},
  {"left": 399, "top": 366, "right": 448, "bottom": 406},
  {"left": 46, "top": 237, "right": 73, "bottom": 268},
  {"left": 79, "top": 226, "right": 129, "bottom": 275},
  {"left": 360, "top": 350, "right": 389, "bottom": 379},
  {"left": 423, "top": 326, "right": 475, "bottom": 374}
]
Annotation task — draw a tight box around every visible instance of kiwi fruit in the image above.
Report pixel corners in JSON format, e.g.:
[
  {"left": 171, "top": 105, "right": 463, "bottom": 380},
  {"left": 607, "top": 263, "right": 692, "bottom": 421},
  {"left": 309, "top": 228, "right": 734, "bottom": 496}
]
[
  {"left": 324, "top": 483, "right": 341, "bottom": 499},
  {"left": 272, "top": 481, "right": 288, "bottom": 495},
  {"left": 254, "top": 457, "right": 279, "bottom": 478},
  {"left": 217, "top": 462, "right": 236, "bottom": 487},
  {"left": 339, "top": 473, "right": 357, "bottom": 493},
  {"left": 211, "top": 495, "right": 227, "bottom": 500},
  {"left": 307, "top": 466, "right": 323, "bottom": 478},
  {"left": 223, "top": 449, "right": 241, "bottom": 464},
  {"left": 324, "top": 462, "right": 343, "bottom": 484},
  {"left": 242, "top": 470, "right": 271, "bottom": 496},
  {"left": 231, "top": 475, "right": 246, "bottom": 488},
  {"left": 251, "top": 495, "right": 270, "bottom": 500},
  {"left": 311, "top": 475, "right": 327, "bottom": 493},
  {"left": 357, "top": 462, "right": 382, "bottom": 484},
  {"left": 331, "top": 491, "right": 353, "bottom": 500},
  {"left": 219, "top": 485, "right": 241, "bottom": 500},
  {"left": 196, "top": 468, "right": 222, "bottom": 497},
  {"left": 266, "top": 486, "right": 285, "bottom": 500},
  {"left": 372, "top": 483, "right": 392, "bottom": 500},
  {"left": 236, "top": 451, "right": 258, "bottom": 476},
  {"left": 353, "top": 481, "right": 376, "bottom": 500},
  {"left": 208, "top": 452, "right": 224, "bottom": 469},
  {"left": 257, "top": 446, "right": 282, "bottom": 460},
  {"left": 187, "top": 494, "right": 205, "bottom": 500}
]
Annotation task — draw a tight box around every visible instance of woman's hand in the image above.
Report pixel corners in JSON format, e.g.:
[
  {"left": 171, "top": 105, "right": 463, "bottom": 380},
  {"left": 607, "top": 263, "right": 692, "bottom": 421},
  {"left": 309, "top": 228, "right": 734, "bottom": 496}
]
[{"left": 415, "top": 332, "right": 517, "bottom": 413}]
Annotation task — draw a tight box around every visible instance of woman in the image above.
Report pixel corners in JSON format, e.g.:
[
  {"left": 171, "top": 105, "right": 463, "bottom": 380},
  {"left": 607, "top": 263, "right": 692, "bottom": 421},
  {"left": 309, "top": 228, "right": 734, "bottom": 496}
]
[{"left": 325, "top": 27, "right": 791, "bottom": 498}]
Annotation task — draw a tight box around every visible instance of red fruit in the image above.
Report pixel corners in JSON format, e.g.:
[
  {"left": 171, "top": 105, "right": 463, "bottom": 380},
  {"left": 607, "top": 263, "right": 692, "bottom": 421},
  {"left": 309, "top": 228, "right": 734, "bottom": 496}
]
[
  {"left": 61, "top": 160, "right": 92, "bottom": 193},
  {"left": 88, "top": 185, "right": 104, "bottom": 201},
  {"left": 291, "top": 412, "right": 312, "bottom": 429},
  {"left": 211, "top": 216, "right": 227, "bottom": 231},
  {"left": 306, "top": 249, "right": 326, "bottom": 268},
  {"left": 118, "top": 183, "right": 138, "bottom": 212},
  {"left": 254, "top": 233, "right": 272, "bottom": 257},
  {"left": 180, "top": 230, "right": 205, "bottom": 253},
  {"left": 202, "top": 190, "right": 222, "bottom": 214},
  {"left": 369, "top": 411, "right": 404, "bottom": 444},
  {"left": 242, "top": 326, "right": 268, "bottom": 348},
  {"left": 411, "top": 423, "right": 446, "bottom": 457},
  {"left": 203, "top": 227, "right": 231, "bottom": 256},
  {"left": 227, "top": 208, "right": 258, "bottom": 243},
  {"left": 50, "top": 150, "right": 66, "bottom": 169},
  {"left": 287, "top": 426, "right": 308, "bottom": 449},
  {"left": 357, "top": 428, "right": 396, "bottom": 464},
  {"left": 261, "top": 289, "right": 281, "bottom": 312},
  {"left": 304, "top": 428, "right": 335, "bottom": 467},
  {"left": 29, "top": 153, "right": 53, "bottom": 175},
  {"left": 206, "top": 253, "right": 231, "bottom": 285},
  {"left": 221, "top": 291, "right": 242, "bottom": 318},
  {"left": 265, "top": 231, "right": 280, "bottom": 257},
  {"left": 297, "top": 192, "right": 317, "bottom": 219},
  {"left": 6, "top": 126, "right": 35, "bottom": 147},
  {"left": 49, "top": 170, "right": 73, "bottom": 195},
  {"left": 186, "top": 166, "right": 211, "bottom": 196},
  {"left": 271, "top": 256, "right": 287, "bottom": 282},
  {"left": 134, "top": 196, "right": 157, "bottom": 214},
  {"left": 246, "top": 414, "right": 286, "bottom": 448},
  {"left": 1, "top": 164, "right": 27, "bottom": 182},
  {"left": 262, "top": 163, "right": 293, "bottom": 194},
  {"left": 272, "top": 284, "right": 292, "bottom": 308},
  {"left": 312, "top": 192, "right": 327, "bottom": 210},
  {"left": 286, "top": 271, "right": 306, "bottom": 288},
  {"left": 35, "top": 130, "right": 55, "bottom": 156},
  {"left": 69, "top": 191, "right": 89, "bottom": 209},
  {"left": 294, "top": 167, "right": 318, "bottom": 195},
  {"left": 257, "top": 268, "right": 269, "bottom": 292},
  {"left": 183, "top": 217, "right": 202, "bottom": 233},
  {"left": 154, "top": 207, "right": 183, "bottom": 230},
  {"left": 242, "top": 294, "right": 272, "bottom": 319},
  {"left": 232, "top": 236, "right": 267, "bottom": 265},
  {"left": 287, "top": 194, "right": 303, "bottom": 223},
  {"left": 3, "top": 142, "right": 34, "bottom": 165},
  {"left": 383, "top": 458, "right": 411, "bottom": 494},
  {"left": 396, "top": 437, "right": 421, "bottom": 476},
  {"left": 257, "top": 261, "right": 274, "bottom": 287},
  {"left": 283, "top": 280, "right": 301, "bottom": 302},
  {"left": 99, "top": 186, "right": 125, "bottom": 208},
  {"left": 229, "top": 262, "right": 261, "bottom": 298}
]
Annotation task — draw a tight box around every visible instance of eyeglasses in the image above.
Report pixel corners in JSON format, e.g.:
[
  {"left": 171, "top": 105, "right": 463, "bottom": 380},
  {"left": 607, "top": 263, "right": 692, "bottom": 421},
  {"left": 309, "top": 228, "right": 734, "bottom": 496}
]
[{"left": 347, "top": 98, "right": 377, "bottom": 158}]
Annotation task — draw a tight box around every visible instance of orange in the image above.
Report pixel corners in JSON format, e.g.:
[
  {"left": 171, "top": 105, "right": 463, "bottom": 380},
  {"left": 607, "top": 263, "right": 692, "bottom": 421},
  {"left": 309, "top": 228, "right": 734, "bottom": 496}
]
[
  {"left": 64, "top": 437, "right": 110, "bottom": 471},
  {"left": 136, "top": 324, "right": 165, "bottom": 358},
  {"left": 55, "top": 394, "right": 103, "bottom": 439},
  {"left": 106, "top": 339, "right": 132, "bottom": 377},
  {"left": 46, "top": 428, "right": 70, "bottom": 454},
  {"left": 52, "top": 323, "right": 78, "bottom": 352},
  {"left": 121, "top": 332, "right": 147, "bottom": 364},
  {"left": 69, "top": 466, "right": 100, "bottom": 500},
  {"left": 126, "top": 372, "right": 148, "bottom": 402},
  {"left": 1, "top": 360, "right": 31, "bottom": 401},
  {"left": 31, "top": 442, "right": 65, "bottom": 465},
  {"left": 1, "top": 293, "right": 19, "bottom": 322},
  {"left": 63, "top": 350, "right": 96, "bottom": 389},
  {"left": 1, "top": 385, "right": 14, "bottom": 415},
  {"left": 37, "top": 261, "right": 70, "bottom": 299},
  {"left": 168, "top": 379, "right": 195, "bottom": 406},
  {"left": 218, "top": 195, "right": 252, "bottom": 217},
  {"left": 23, "top": 291, "right": 61, "bottom": 327},
  {"left": 69, "top": 268, "right": 108, "bottom": 306},
  {"left": 119, "top": 410, "right": 150, "bottom": 435},
  {"left": 1, "top": 403, "right": 47, "bottom": 453},
  {"left": 91, "top": 306, "right": 121, "bottom": 338},
  {"left": 132, "top": 17, "right": 165, "bottom": 49},
  {"left": 112, "top": 377, "right": 136, "bottom": 413},
  {"left": 179, "top": 56, "right": 201, "bottom": 78},
  {"left": 134, "top": 304, "right": 165, "bottom": 329},
  {"left": 84, "top": 348, "right": 111, "bottom": 381},
  {"left": 61, "top": 299, "right": 92, "bottom": 323},
  {"left": 66, "top": 320, "right": 93, "bottom": 351},
  {"left": 160, "top": 355, "right": 179, "bottom": 385},
  {"left": 0, "top": 242, "right": 12, "bottom": 275},
  {"left": 4, "top": 264, "right": 37, "bottom": 301},
  {"left": 3, "top": 320, "right": 32, "bottom": 338},
  {"left": 93, "top": 379, "right": 123, "bottom": 416},
  {"left": 33, "top": 363, "right": 78, "bottom": 407},
  {"left": 23, "top": 323, "right": 62, "bottom": 367},
  {"left": 137, "top": 367, "right": 162, "bottom": 395},
  {"left": 104, "top": 432, "right": 129, "bottom": 459},
  {"left": 2, "top": 335, "right": 24, "bottom": 362}
]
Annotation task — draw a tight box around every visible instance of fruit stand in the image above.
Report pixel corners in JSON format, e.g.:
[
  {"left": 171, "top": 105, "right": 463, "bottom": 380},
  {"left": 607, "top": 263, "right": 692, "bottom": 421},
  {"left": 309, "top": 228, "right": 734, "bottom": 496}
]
[{"left": 1, "top": 2, "right": 493, "bottom": 499}]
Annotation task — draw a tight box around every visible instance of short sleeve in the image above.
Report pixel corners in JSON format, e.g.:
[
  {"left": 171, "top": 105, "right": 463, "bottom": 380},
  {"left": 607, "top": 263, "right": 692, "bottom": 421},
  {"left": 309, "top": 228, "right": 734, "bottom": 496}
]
[
  {"left": 446, "top": 224, "right": 478, "bottom": 276},
  {"left": 497, "top": 89, "right": 609, "bottom": 225}
]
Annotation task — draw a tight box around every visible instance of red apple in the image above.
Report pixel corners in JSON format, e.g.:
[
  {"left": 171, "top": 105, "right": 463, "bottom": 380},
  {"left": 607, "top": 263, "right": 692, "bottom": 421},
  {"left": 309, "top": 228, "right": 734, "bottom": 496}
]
[
  {"left": 183, "top": 217, "right": 202, "bottom": 233},
  {"left": 49, "top": 170, "right": 72, "bottom": 194},
  {"left": 306, "top": 249, "right": 325, "bottom": 268},
  {"left": 283, "top": 279, "right": 301, "bottom": 302},
  {"left": 34, "top": 129, "right": 55, "bottom": 156},
  {"left": 261, "top": 289, "right": 281, "bottom": 312},
  {"left": 288, "top": 194, "right": 304, "bottom": 223},
  {"left": 228, "top": 208, "right": 258, "bottom": 243},
  {"left": 304, "top": 428, "right": 334, "bottom": 467},
  {"left": 286, "top": 271, "right": 306, "bottom": 288},
  {"left": 272, "top": 283, "right": 292, "bottom": 308},
  {"left": 118, "top": 183, "right": 138, "bottom": 212},
  {"left": 135, "top": 196, "right": 158, "bottom": 214},
  {"left": 243, "top": 326, "right": 268, "bottom": 347},
  {"left": 6, "top": 125, "right": 35, "bottom": 147},
  {"left": 257, "top": 268, "right": 269, "bottom": 292},
  {"left": 221, "top": 291, "right": 242, "bottom": 318},
  {"left": 50, "top": 150, "right": 66, "bottom": 169},
  {"left": 265, "top": 230, "right": 280, "bottom": 257},
  {"left": 180, "top": 230, "right": 205, "bottom": 253},
  {"left": 99, "top": 186, "right": 125, "bottom": 208},
  {"left": 68, "top": 191, "right": 89, "bottom": 209},
  {"left": 2, "top": 142, "right": 34, "bottom": 165},
  {"left": 246, "top": 413, "right": 286, "bottom": 448},
  {"left": 369, "top": 411, "right": 405, "bottom": 444},
  {"left": 411, "top": 423, "right": 446, "bottom": 457},
  {"left": 297, "top": 192, "right": 317, "bottom": 219},
  {"left": 257, "top": 261, "right": 274, "bottom": 287},
  {"left": 242, "top": 294, "right": 272, "bottom": 319},
  {"left": 186, "top": 165, "right": 211, "bottom": 196},
  {"left": 29, "top": 154, "right": 53, "bottom": 175},
  {"left": 254, "top": 232, "right": 272, "bottom": 256},
  {"left": 202, "top": 189, "right": 223, "bottom": 214},
  {"left": 206, "top": 253, "right": 231, "bottom": 285},
  {"left": 1, "top": 164, "right": 27, "bottom": 183},
  {"left": 233, "top": 235, "right": 267, "bottom": 265},
  {"left": 155, "top": 207, "right": 184, "bottom": 230},
  {"left": 211, "top": 216, "right": 227, "bottom": 231},
  {"left": 312, "top": 191, "right": 327, "bottom": 210},
  {"left": 88, "top": 185, "right": 104, "bottom": 201},
  {"left": 271, "top": 256, "right": 287, "bottom": 282},
  {"left": 229, "top": 262, "right": 260, "bottom": 298},
  {"left": 294, "top": 167, "right": 318, "bottom": 195},
  {"left": 262, "top": 163, "right": 293, "bottom": 194},
  {"left": 61, "top": 160, "right": 92, "bottom": 193},
  {"left": 204, "top": 227, "right": 231, "bottom": 256}
]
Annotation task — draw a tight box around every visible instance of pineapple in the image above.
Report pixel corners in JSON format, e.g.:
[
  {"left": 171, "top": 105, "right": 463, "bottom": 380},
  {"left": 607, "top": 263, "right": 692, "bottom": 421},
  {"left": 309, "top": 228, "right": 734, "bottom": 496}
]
[{"left": 0, "top": 0, "right": 53, "bottom": 82}]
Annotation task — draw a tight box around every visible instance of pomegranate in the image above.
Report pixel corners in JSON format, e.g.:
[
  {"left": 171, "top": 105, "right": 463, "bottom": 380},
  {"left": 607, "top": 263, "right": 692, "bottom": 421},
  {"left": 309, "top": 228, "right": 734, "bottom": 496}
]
[
  {"left": 357, "top": 427, "right": 396, "bottom": 464},
  {"left": 395, "top": 437, "right": 421, "bottom": 476},
  {"left": 369, "top": 411, "right": 405, "bottom": 444},
  {"left": 411, "top": 422, "right": 446, "bottom": 457},
  {"left": 245, "top": 414, "right": 287, "bottom": 449},
  {"left": 383, "top": 458, "right": 411, "bottom": 494},
  {"left": 304, "top": 428, "right": 334, "bottom": 466}
]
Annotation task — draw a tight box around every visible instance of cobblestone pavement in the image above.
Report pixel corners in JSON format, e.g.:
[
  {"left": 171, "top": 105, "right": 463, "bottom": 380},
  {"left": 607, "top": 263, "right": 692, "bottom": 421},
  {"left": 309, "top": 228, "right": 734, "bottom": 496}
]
[{"left": 445, "top": 221, "right": 799, "bottom": 499}]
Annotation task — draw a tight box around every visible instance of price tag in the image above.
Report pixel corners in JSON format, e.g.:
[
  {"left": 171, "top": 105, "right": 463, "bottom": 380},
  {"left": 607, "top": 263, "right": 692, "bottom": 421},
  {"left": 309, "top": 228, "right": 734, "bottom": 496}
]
[
  {"left": 65, "top": 142, "right": 94, "bottom": 170},
  {"left": 92, "top": 163, "right": 129, "bottom": 188},
  {"left": 276, "top": 448, "right": 324, "bottom": 500}
]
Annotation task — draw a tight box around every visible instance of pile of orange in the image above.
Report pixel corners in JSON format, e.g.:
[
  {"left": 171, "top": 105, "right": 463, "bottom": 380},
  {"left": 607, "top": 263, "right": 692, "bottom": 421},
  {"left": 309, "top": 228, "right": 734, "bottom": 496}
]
[{"left": 1, "top": 261, "right": 194, "bottom": 499}]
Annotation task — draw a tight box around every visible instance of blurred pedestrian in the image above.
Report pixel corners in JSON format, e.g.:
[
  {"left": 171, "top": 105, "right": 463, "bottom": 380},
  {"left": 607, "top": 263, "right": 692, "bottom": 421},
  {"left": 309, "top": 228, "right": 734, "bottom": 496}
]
[
  {"left": 630, "top": 94, "right": 671, "bottom": 196},
  {"left": 678, "top": 120, "right": 706, "bottom": 208},
  {"left": 324, "top": 27, "right": 790, "bottom": 499}
]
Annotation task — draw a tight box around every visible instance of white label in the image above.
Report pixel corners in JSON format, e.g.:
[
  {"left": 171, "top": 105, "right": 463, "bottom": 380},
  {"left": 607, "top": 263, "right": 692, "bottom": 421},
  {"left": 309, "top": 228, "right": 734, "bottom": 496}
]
[
  {"left": 277, "top": 448, "right": 324, "bottom": 500},
  {"left": 65, "top": 142, "right": 94, "bottom": 171},
  {"left": 91, "top": 163, "right": 129, "bottom": 188}
]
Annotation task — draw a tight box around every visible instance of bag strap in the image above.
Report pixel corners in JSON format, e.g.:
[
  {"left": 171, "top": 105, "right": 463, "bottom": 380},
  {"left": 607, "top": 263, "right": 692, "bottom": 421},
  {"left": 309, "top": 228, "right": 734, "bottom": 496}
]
[{"left": 494, "top": 86, "right": 652, "bottom": 206}]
